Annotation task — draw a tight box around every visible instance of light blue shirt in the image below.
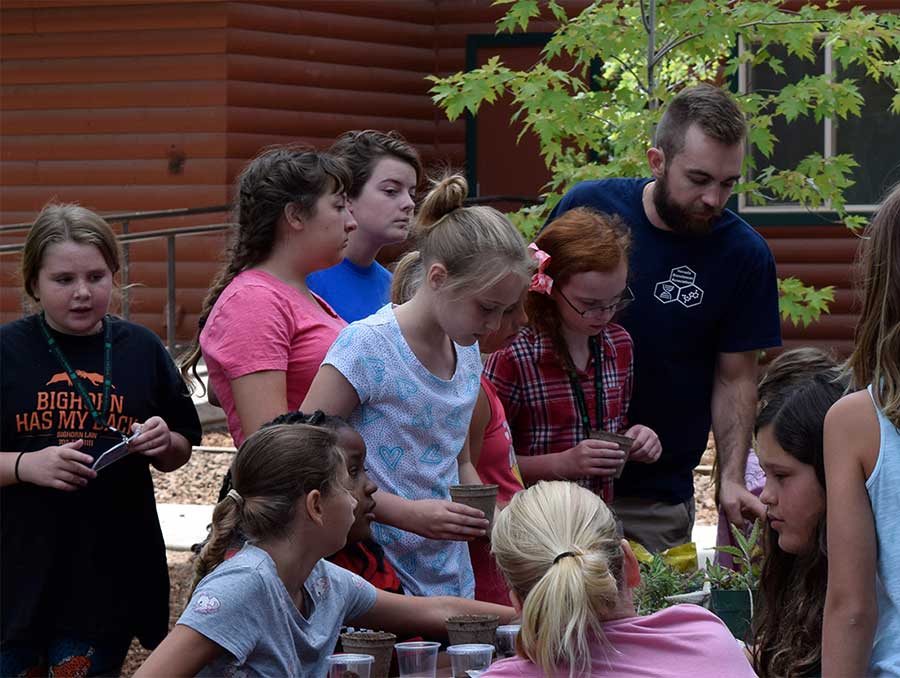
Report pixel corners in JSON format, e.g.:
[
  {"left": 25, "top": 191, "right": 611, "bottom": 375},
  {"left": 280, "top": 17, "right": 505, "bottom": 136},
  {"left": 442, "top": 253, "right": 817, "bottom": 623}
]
[
  {"left": 866, "top": 384, "right": 900, "bottom": 676},
  {"left": 324, "top": 304, "right": 482, "bottom": 597},
  {"left": 179, "top": 544, "right": 376, "bottom": 677}
]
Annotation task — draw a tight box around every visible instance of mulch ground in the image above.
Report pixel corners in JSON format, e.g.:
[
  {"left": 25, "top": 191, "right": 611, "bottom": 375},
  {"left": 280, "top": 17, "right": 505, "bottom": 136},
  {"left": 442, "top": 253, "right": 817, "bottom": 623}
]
[{"left": 121, "top": 429, "right": 720, "bottom": 674}]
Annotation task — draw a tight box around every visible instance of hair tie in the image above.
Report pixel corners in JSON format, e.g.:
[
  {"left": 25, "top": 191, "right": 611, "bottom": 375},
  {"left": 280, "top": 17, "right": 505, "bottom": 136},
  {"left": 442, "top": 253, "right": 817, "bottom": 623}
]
[
  {"left": 528, "top": 242, "right": 553, "bottom": 295},
  {"left": 227, "top": 488, "right": 244, "bottom": 508},
  {"left": 553, "top": 551, "right": 577, "bottom": 565}
]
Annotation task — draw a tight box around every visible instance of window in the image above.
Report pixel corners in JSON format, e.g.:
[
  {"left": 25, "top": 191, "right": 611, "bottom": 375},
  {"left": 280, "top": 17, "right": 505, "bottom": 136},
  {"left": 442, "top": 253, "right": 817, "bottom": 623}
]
[{"left": 739, "top": 39, "right": 900, "bottom": 213}]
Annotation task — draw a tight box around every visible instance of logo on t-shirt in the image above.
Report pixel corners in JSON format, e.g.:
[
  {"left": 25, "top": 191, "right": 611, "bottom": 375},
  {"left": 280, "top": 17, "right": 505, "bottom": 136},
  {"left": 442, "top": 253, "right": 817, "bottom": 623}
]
[
  {"left": 193, "top": 592, "right": 221, "bottom": 615},
  {"left": 653, "top": 266, "right": 704, "bottom": 308}
]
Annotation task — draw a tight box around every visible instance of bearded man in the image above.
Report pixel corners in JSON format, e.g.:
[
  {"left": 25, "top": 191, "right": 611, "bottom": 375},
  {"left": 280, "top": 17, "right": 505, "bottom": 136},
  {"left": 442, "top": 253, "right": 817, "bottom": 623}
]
[{"left": 545, "top": 84, "right": 781, "bottom": 552}]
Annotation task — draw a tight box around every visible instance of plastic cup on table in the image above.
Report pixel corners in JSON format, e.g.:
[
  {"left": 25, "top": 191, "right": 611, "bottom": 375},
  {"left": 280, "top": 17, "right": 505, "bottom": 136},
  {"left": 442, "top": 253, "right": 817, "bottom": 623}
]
[
  {"left": 446, "top": 644, "right": 494, "bottom": 678},
  {"left": 494, "top": 624, "right": 520, "bottom": 658},
  {"left": 326, "top": 653, "right": 374, "bottom": 678},
  {"left": 394, "top": 641, "right": 441, "bottom": 678}
]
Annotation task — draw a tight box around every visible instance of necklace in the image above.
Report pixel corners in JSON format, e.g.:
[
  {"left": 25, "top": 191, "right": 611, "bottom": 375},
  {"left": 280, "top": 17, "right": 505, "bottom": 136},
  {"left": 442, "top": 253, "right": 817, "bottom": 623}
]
[{"left": 38, "top": 314, "right": 126, "bottom": 441}]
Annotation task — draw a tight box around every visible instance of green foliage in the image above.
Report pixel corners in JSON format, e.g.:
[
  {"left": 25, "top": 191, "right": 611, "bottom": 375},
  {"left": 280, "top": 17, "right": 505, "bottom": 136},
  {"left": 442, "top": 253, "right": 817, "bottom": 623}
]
[
  {"left": 707, "top": 519, "right": 763, "bottom": 591},
  {"left": 429, "top": 0, "right": 900, "bottom": 325},
  {"left": 634, "top": 554, "right": 705, "bottom": 615}
]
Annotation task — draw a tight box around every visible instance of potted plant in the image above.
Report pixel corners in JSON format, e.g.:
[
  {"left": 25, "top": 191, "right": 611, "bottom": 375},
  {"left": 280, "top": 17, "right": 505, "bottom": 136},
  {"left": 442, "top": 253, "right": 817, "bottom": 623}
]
[
  {"left": 634, "top": 553, "right": 705, "bottom": 615},
  {"left": 705, "top": 520, "right": 762, "bottom": 640}
]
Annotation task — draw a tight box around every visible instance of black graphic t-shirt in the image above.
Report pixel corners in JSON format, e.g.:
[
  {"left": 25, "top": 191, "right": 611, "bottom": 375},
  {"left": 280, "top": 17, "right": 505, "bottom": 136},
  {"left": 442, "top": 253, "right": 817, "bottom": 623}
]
[{"left": 1, "top": 315, "right": 202, "bottom": 647}]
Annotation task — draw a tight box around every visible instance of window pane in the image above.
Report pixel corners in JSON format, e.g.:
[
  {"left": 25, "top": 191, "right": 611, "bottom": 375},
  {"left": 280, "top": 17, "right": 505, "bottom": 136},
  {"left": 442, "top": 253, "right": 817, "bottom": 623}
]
[
  {"left": 836, "top": 54, "right": 900, "bottom": 206},
  {"left": 747, "top": 45, "right": 824, "bottom": 207}
]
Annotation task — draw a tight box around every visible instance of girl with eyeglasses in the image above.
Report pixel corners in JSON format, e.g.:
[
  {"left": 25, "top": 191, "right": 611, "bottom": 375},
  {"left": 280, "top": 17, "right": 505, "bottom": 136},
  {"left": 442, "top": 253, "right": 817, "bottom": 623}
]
[{"left": 485, "top": 207, "right": 660, "bottom": 505}]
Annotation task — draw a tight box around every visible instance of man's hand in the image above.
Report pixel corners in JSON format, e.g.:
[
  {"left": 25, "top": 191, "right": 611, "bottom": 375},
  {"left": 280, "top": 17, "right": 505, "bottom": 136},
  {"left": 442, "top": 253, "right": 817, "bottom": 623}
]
[{"left": 718, "top": 475, "right": 765, "bottom": 529}]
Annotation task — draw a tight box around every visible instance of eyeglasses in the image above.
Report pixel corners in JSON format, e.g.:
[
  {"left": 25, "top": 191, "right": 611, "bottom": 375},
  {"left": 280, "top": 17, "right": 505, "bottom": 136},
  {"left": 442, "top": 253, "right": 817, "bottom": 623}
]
[{"left": 556, "top": 286, "right": 634, "bottom": 319}]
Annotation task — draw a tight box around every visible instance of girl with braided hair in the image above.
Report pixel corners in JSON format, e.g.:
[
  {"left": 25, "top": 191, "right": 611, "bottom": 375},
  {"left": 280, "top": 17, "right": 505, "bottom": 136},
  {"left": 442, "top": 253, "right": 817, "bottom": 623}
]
[{"left": 179, "top": 145, "right": 356, "bottom": 446}]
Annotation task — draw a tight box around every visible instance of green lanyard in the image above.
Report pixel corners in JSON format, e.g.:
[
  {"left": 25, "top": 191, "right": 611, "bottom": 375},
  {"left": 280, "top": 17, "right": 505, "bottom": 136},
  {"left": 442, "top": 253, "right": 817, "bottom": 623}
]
[
  {"left": 38, "top": 313, "right": 125, "bottom": 440},
  {"left": 568, "top": 336, "right": 604, "bottom": 437}
]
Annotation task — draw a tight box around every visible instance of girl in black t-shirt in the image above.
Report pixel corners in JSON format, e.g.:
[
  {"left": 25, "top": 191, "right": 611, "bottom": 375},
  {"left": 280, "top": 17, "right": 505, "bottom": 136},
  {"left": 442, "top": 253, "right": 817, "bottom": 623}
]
[{"left": 0, "top": 203, "right": 201, "bottom": 676}]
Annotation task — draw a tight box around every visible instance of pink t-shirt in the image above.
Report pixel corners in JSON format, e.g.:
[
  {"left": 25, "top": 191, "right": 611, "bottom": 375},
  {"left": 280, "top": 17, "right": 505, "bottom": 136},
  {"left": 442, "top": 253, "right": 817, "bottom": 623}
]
[
  {"left": 472, "top": 375, "right": 525, "bottom": 605},
  {"left": 481, "top": 604, "right": 755, "bottom": 678},
  {"left": 200, "top": 269, "right": 345, "bottom": 446}
]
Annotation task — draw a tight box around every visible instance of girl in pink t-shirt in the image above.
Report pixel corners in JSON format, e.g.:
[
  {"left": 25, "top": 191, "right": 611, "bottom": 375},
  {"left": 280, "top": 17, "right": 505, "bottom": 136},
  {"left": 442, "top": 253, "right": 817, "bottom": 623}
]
[
  {"left": 483, "top": 481, "right": 755, "bottom": 678},
  {"left": 180, "top": 147, "right": 357, "bottom": 446}
]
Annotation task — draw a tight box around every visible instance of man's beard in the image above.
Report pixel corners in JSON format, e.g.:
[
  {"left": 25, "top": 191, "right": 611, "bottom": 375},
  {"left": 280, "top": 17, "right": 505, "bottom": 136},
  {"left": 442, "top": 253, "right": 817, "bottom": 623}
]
[{"left": 652, "top": 173, "right": 721, "bottom": 236}]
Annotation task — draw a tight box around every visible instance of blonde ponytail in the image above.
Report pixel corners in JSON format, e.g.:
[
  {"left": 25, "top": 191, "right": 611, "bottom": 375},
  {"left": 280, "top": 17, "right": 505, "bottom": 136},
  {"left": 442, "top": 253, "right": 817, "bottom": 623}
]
[
  {"left": 405, "top": 172, "right": 532, "bottom": 300},
  {"left": 491, "top": 481, "right": 623, "bottom": 677}
]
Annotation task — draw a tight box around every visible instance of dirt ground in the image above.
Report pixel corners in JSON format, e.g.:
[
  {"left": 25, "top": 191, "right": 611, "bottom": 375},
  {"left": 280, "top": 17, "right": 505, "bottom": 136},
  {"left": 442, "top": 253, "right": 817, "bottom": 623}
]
[{"left": 120, "top": 429, "right": 720, "bottom": 675}]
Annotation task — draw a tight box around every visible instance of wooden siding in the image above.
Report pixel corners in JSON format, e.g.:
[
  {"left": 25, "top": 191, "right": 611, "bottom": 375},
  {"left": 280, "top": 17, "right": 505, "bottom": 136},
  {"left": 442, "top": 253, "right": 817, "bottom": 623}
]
[{"left": 0, "top": 0, "right": 871, "bottom": 358}]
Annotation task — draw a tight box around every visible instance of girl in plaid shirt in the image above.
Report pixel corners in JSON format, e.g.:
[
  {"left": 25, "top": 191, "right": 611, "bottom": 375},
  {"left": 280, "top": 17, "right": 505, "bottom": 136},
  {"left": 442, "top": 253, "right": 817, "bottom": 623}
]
[{"left": 485, "top": 207, "right": 661, "bottom": 503}]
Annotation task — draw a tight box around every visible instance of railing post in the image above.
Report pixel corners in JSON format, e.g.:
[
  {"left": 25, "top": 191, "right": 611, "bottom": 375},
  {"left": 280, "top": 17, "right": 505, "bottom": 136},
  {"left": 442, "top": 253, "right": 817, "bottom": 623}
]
[
  {"left": 167, "top": 235, "right": 176, "bottom": 353},
  {"left": 121, "top": 219, "right": 130, "bottom": 320}
]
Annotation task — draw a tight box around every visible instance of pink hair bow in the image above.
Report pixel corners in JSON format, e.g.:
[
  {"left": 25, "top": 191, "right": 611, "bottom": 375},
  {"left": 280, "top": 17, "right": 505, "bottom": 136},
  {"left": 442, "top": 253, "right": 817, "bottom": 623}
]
[{"left": 528, "top": 242, "right": 553, "bottom": 295}]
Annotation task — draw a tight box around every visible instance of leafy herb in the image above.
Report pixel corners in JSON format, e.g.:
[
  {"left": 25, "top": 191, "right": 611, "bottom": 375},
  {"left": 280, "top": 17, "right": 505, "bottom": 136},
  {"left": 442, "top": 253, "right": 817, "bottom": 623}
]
[{"left": 634, "top": 555, "right": 705, "bottom": 615}]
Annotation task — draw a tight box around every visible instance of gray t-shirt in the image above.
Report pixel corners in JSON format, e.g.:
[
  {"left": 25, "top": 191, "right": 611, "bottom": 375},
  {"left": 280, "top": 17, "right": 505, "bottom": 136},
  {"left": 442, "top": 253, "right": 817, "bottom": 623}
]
[{"left": 178, "top": 544, "right": 377, "bottom": 677}]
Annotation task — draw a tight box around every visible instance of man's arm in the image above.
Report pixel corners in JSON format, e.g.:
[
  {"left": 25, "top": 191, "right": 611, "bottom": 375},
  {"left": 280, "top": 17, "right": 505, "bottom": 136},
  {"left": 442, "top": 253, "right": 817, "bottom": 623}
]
[{"left": 712, "top": 350, "right": 764, "bottom": 528}]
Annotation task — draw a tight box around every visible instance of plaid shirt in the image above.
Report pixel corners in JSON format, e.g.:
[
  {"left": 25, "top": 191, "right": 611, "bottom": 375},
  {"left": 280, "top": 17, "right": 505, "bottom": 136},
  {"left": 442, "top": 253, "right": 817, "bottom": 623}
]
[{"left": 484, "top": 324, "right": 633, "bottom": 502}]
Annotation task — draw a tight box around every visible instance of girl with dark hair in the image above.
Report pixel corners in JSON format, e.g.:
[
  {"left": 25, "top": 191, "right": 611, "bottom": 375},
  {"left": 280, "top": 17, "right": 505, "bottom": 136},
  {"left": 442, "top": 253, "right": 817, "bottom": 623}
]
[
  {"left": 138, "top": 421, "right": 514, "bottom": 676},
  {"left": 179, "top": 146, "right": 356, "bottom": 447},
  {"left": 485, "top": 208, "right": 661, "bottom": 544},
  {"left": 823, "top": 183, "right": 900, "bottom": 676},
  {"left": 308, "top": 129, "right": 422, "bottom": 322},
  {"left": 751, "top": 369, "right": 846, "bottom": 677}
]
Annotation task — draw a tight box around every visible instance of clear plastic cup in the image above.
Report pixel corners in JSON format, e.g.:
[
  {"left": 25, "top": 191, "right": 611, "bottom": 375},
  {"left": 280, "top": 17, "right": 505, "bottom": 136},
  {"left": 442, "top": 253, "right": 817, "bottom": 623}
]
[
  {"left": 326, "top": 653, "right": 374, "bottom": 678},
  {"left": 495, "top": 624, "right": 520, "bottom": 658},
  {"left": 446, "top": 643, "right": 494, "bottom": 678},
  {"left": 394, "top": 641, "right": 441, "bottom": 678}
]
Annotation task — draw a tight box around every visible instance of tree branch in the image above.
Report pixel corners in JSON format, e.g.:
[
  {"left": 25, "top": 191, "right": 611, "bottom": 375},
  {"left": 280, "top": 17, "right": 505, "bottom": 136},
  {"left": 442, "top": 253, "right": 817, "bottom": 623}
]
[
  {"left": 610, "top": 55, "right": 650, "bottom": 95},
  {"left": 652, "top": 18, "right": 827, "bottom": 67},
  {"left": 640, "top": 0, "right": 651, "bottom": 32}
]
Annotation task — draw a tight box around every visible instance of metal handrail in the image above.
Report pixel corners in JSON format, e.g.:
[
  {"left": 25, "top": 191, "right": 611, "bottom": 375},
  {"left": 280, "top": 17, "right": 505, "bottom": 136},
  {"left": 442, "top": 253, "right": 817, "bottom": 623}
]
[{"left": 0, "top": 204, "right": 231, "bottom": 233}]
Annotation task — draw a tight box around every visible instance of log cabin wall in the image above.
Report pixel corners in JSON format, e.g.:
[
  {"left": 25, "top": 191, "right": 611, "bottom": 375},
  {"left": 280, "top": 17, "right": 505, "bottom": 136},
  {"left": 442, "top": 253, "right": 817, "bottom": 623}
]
[{"left": 0, "top": 0, "right": 873, "bottom": 358}]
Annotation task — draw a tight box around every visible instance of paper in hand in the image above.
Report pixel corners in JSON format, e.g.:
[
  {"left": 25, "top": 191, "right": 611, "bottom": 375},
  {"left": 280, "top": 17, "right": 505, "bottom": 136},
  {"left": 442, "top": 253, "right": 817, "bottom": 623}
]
[{"left": 92, "top": 430, "right": 141, "bottom": 471}]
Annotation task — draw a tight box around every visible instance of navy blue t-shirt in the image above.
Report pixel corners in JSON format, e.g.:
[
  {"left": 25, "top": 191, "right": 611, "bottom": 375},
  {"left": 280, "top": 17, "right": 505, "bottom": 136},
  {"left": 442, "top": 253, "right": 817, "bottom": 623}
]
[{"left": 547, "top": 178, "right": 781, "bottom": 503}]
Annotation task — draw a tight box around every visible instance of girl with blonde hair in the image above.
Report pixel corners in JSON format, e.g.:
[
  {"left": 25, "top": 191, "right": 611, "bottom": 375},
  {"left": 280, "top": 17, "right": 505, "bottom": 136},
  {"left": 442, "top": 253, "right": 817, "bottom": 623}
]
[
  {"left": 483, "top": 481, "right": 755, "bottom": 677},
  {"left": 302, "top": 173, "right": 533, "bottom": 598}
]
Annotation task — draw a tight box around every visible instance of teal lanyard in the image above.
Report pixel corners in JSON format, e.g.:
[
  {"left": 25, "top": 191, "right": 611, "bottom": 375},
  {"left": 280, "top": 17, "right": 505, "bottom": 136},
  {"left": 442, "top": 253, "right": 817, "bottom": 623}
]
[
  {"left": 38, "top": 313, "right": 125, "bottom": 440},
  {"left": 568, "top": 336, "right": 604, "bottom": 437}
]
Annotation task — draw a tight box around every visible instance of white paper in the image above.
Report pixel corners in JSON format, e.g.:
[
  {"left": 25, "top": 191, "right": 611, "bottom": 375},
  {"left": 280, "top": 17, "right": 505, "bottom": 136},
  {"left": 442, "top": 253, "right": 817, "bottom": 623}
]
[{"left": 92, "top": 431, "right": 140, "bottom": 471}]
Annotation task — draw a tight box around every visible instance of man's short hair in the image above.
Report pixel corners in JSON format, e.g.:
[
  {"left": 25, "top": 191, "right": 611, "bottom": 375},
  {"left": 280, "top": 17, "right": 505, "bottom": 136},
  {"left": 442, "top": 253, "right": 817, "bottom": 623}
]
[{"left": 654, "top": 84, "right": 747, "bottom": 159}]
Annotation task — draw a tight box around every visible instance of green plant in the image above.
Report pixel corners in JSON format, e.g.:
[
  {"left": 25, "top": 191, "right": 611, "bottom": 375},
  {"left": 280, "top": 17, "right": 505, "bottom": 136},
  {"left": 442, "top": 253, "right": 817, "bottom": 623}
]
[
  {"left": 634, "top": 554, "right": 705, "bottom": 615},
  {"left": 706, "top": 519, "right": 763, "bottom": 591},
  {"left": 429, "top": 0, "right": 900, "bottom": 326}
]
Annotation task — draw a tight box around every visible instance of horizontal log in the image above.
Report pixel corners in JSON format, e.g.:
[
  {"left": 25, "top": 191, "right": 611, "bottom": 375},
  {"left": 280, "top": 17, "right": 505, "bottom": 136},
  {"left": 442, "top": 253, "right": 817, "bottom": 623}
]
[
  {"left": 123, "top": 260, "right": 220, "bottom": 288},
  {"left": 226, "top": 106, "right": 442, "bottom": 140},
  {"left": 781, "top": 313, "right": 858, "bottom": 340},
  {"left": 758, "top": 225, "right": 853, "bottom": 239},
  {"left": 227, "top": 3, "right": 434, "bottom": 46},
  {"left": 0, "top": 185, "right": 227, "bottom": 212},
  {"left": 2, "top": 81, "right": 226, "bottom": 110},
  {"left": 226, "top": 80, "right": 434, "bottom": 118},
  {"left": 1, "top": 3, "right": 224, "bottom": 34},
  {"left": 262, "top": 1, "right": 436, "bottom": 24},
  {"left": 1, "top": 159, "right": 228, "bottom": 186},
  {"left": 774, "top": 262, "right": 853, "bottom": 288},
  {"left": 1, "top": 107, "right": 227, "bottom": 135},
  {"left": 0, "top": 27, "right": 226, "bottom": 59},
  {"left": 228, "top": 28, "right": 430, "bottom": 72},
  {"left": 768, "top": 236, "right": 860, "bottom": 263},
  {"left": 227, "top": 54, "right": 429, "bottom": 95},
  {"left": 1, "top": 133, "right": 228, "bottom": 161},
  {"left": 775, "top": 339, "right": 855, "bottom": 360},
  {"left": 2, "top": 54, "right": 226, "bottom": 85}
]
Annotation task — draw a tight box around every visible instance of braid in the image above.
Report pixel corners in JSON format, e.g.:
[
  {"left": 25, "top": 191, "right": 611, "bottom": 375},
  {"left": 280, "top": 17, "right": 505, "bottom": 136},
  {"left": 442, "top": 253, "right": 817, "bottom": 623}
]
[{"left": 178, "top": 145, "right": 350, "bottom": 391}]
